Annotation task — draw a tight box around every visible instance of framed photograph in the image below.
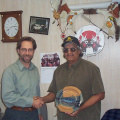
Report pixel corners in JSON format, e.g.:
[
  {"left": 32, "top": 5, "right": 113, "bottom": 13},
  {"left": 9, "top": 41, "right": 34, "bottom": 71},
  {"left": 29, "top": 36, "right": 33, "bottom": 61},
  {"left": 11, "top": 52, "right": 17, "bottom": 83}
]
[{"left": 29, "top": 16, "right": 50, "bottom": 35}]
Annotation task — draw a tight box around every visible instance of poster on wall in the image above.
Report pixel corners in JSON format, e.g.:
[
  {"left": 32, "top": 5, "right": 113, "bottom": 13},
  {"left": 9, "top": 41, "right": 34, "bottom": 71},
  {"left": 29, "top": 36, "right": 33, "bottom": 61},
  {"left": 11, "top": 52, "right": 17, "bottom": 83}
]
[
  {"left": 40, "top": 53, "right": 60, "bottom": 83},
  {"left": 75, "top": 25, "right": 104, "bottom": 56}
]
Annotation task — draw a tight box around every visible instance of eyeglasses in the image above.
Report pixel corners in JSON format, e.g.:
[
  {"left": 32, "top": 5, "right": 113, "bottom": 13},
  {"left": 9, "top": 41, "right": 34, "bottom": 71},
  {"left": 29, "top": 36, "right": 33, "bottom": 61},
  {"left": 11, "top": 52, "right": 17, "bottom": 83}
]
[
  {"left": 63, "top": 47, "right": 76, "bottom": 53},
  {"left": 20, "top": 48, "right": 34, "bottom": 53}
]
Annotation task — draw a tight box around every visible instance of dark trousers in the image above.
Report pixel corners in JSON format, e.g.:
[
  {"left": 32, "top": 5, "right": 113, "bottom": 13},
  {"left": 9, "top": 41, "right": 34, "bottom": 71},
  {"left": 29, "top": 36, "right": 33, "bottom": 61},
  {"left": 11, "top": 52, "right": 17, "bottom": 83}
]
[
  {"left": 41, "top": 104, "right": 48, "bottom": 120},
  {"left": 2, "top": 108, "right": 39, "bottom": 120}
]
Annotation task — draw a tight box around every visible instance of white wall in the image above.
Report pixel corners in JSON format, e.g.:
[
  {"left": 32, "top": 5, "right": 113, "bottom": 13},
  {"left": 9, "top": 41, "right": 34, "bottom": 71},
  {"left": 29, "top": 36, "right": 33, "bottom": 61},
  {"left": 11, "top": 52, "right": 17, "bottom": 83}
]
[{"left": 0, "top": 0, "right": 120, "bottom": 120}]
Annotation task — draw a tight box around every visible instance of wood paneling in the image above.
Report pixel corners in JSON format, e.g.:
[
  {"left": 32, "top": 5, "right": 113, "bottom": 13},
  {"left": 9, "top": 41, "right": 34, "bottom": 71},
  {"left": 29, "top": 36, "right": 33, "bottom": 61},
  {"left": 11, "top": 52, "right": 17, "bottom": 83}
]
[{"left": 0, "top": 0, "right": 120, "bottom": 119}]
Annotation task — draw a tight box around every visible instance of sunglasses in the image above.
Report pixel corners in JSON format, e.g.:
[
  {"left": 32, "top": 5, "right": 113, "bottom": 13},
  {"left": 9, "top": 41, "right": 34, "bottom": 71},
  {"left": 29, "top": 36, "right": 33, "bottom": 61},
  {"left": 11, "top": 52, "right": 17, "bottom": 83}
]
[{"left": 63, "top": 47, "right": 77, "bottom": 53}]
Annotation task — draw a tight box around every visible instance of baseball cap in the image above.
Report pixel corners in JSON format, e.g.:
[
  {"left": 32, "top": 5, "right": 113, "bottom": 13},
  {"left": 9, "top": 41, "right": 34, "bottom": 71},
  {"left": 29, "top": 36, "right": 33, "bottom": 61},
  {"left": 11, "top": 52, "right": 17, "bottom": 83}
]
[{"left": 61, "top": 36, "right": 80, "bottom": 47}]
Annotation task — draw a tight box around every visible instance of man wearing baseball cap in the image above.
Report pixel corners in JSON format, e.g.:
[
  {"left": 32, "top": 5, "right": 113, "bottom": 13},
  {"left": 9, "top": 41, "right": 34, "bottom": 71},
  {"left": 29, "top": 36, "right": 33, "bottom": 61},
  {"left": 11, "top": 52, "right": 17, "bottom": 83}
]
[{"left": 42, "top": 36, "right": 105, "bottom": 120}]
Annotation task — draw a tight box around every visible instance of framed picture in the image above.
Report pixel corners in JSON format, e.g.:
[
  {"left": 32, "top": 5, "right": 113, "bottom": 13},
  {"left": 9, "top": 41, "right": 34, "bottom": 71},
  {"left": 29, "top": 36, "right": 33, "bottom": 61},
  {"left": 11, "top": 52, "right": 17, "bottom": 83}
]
[{"left": 29, "top": 16, "right": 50, "bottom": 35}]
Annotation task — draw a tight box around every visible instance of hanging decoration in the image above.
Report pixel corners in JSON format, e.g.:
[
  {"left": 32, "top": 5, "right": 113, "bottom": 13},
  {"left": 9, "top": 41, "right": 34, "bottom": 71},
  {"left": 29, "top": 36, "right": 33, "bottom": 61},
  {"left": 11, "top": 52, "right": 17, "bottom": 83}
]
[
  {"left": 51, "top": 0, "right": 84, "bottom": 40},
  {"left": 81, "top": 15, "right": 113, "bottom": 39},
  {"left": 75, "top": 25, "right": 104, "bottom": 56},
  {"left": 51, "top": 0, "right": 70, "bottom": 40},
  {"left": 50, "top": 0, "right": 120, "bottom": 41},
  {"left": 97, "top": 2, "right": 120, "bottom": 41}
]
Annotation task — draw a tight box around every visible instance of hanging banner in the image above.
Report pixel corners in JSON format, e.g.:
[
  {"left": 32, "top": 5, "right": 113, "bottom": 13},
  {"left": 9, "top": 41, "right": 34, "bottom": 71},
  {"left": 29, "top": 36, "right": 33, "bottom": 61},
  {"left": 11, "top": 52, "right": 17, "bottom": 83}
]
[{"left": 75, "top": 25, "right": 104, "bottom": 56}]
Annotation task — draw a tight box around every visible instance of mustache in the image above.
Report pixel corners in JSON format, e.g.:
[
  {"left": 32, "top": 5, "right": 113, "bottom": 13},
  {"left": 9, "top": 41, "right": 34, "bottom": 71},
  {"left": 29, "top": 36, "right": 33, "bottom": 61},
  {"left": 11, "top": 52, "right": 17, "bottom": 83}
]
[
  {"left": 24, "top": 55, "right": 31, "bottom": 57},
  {"left": 66, "top": 54, "right": 74, "bottom": 56}
]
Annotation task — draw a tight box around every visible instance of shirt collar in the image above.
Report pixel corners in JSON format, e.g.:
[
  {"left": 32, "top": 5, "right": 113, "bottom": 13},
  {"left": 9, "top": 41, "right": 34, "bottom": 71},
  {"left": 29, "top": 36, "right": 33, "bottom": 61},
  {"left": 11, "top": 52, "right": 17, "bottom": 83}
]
[
  {"left": 16, "top": 59, "right": 35, "bottom": 71},
  {"left": 65, "top": 57, "right": 82, "bottom": 69}
]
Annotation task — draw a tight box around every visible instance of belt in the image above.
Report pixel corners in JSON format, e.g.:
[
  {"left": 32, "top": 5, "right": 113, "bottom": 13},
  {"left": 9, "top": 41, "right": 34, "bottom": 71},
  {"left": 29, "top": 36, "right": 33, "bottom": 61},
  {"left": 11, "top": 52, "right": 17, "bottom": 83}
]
[{"left": 11, "top": 106, "right": 36, "bottom": 111}]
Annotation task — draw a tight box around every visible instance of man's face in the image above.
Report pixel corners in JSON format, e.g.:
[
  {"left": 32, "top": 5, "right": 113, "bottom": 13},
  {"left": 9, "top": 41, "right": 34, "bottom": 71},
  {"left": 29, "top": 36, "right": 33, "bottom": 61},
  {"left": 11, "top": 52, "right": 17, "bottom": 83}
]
[
  {"left": 17, "top": 41, "right": 35, "bottom": 64},
  {"left": 63, "top": 43, "right": 80, "bottom": 64}
]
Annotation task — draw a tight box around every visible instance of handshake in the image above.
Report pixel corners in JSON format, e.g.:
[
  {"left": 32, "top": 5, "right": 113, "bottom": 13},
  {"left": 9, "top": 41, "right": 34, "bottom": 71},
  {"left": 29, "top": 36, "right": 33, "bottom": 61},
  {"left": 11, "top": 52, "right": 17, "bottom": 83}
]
[{"left": 32, "top": 96, "right": 44, "bottom": 109}]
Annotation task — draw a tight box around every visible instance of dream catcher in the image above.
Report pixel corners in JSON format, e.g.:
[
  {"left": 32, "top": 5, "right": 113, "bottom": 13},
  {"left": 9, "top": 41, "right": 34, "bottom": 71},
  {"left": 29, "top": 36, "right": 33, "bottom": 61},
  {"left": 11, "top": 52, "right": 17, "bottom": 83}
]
[
  {"left": 50, "top": 0, "right": 83, "bottom": 40},
  {"left": 51, "top": 0, "right": 69, "bottom": 40}
]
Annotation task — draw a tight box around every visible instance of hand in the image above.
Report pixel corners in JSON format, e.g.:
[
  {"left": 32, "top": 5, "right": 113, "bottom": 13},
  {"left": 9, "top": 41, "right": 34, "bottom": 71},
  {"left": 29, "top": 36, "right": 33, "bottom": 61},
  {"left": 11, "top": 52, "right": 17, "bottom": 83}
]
[
  {"left": 39, "top": 114, "right": 43, "bottom": 120},
  {"left": 65, "top": 110, "right": 79, "bottom": 117},
  {"left": 34, "top": 96, "right": 44, "bottom": 104},
  {"left": 33, "top": 96, "right": 39, "bottom": 100},
  {"left": 33, "top": 96, "right": 44, "bottom": 109}
]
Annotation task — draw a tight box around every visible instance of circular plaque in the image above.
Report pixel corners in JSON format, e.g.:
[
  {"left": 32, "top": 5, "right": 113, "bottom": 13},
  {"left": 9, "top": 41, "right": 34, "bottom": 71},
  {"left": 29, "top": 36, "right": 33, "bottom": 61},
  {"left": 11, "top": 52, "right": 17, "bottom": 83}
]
[
  {"left": 55, "top": 86, "right": 83, "bottom": 113},
  {"left": 75, "top": 25, "right": 104, "bottom": 56}
]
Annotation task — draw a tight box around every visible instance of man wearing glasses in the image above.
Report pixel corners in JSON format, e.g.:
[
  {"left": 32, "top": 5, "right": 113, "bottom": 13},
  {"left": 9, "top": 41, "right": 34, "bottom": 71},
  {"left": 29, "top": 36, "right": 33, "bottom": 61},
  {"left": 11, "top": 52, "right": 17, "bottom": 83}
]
[
  {"left": 42, "top": 36, "right": 105, "bottom": 120},
  {"left": 1, "top": 37, "right": 47, "bottom": 120}
]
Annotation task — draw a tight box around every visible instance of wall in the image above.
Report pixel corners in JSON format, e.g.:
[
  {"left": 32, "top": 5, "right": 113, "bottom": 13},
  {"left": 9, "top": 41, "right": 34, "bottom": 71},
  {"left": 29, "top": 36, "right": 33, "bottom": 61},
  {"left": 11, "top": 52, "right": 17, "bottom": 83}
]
[{"left": 0, "top": 0, "right": 120, "bottom": 120}]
